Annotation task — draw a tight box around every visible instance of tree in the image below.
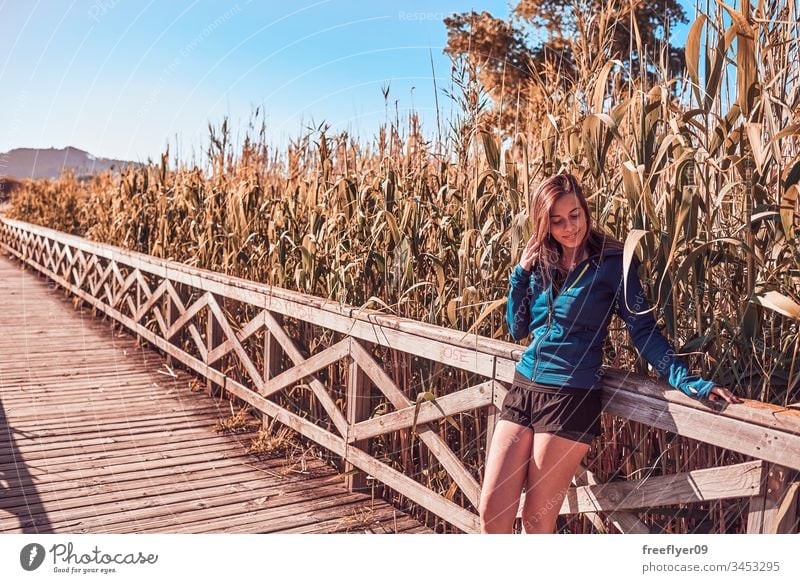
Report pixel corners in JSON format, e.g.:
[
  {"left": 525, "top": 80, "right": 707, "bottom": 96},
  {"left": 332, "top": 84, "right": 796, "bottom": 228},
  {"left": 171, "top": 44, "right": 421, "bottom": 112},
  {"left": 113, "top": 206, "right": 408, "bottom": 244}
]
[{"left": 444, "top": 0, "right": 687, "bottom": 129}]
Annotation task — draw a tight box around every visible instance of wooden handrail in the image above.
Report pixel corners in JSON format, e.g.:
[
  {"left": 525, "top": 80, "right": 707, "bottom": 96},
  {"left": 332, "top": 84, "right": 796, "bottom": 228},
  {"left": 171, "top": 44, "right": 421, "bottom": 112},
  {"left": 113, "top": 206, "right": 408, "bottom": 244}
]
[{"left": 2, "top": 216, "right": 798, "bottom": 533}]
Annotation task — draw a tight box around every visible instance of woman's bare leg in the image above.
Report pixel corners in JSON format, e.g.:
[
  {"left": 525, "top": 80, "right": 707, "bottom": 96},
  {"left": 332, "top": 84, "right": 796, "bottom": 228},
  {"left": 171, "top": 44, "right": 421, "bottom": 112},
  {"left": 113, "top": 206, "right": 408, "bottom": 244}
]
[
  {"left": 479, "top": 420, "right": 534, "bottom": 533},
  {"left": 521, "top": 432, "right": 590, "bottom": 534}
]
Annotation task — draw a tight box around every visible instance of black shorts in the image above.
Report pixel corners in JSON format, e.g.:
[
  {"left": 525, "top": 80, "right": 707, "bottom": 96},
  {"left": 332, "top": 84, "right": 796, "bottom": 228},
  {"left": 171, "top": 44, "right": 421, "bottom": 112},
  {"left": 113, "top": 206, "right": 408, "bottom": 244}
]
[{"left": 498, "top": 371, "right": 602, "bottom": 445}]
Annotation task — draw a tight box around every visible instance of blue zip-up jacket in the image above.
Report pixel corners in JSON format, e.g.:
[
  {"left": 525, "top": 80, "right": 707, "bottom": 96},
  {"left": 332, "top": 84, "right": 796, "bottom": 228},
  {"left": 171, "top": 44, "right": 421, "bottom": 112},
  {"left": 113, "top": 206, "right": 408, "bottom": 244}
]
[{"left": 506, "top": 246, "right": 716, "bottom": 398}]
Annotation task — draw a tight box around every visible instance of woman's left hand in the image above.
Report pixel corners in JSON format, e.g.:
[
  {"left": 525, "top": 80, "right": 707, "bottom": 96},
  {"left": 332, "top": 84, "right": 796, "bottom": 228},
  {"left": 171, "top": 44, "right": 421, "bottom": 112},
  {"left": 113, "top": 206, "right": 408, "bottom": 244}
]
[{"left": 708, "top": 386, "right": 742, "bottom": 404}]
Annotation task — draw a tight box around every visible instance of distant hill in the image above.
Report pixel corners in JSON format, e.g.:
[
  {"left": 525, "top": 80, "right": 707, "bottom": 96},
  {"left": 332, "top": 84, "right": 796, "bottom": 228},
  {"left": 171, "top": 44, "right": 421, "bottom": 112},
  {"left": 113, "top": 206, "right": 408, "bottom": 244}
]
[{"left": 0, "top": 146, "right": 137, "bottom": 179}]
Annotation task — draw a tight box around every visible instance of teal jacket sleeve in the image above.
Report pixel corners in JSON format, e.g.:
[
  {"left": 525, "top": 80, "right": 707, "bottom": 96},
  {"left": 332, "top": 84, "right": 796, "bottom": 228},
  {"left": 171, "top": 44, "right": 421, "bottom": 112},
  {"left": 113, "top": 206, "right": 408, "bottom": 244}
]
[
  {"left": 506, "top": 264, "right": 533, "bottom": 341},
  {"left": 614, "top": 259, "right": 716, "bottom": 399}
]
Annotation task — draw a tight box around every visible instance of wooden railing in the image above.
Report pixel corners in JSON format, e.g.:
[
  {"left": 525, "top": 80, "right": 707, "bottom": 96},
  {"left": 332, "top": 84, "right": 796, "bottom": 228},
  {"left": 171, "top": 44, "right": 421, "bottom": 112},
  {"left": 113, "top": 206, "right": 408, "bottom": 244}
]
[{"left": 2, "top": 216, "right": 798, "bottom": 534}]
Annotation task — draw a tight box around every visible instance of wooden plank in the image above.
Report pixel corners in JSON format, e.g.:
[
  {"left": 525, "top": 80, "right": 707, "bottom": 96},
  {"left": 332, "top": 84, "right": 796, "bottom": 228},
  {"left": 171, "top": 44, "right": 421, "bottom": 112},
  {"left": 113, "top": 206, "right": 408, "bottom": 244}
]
[
  {"left": 4, "top": 482, "right": 356, "bottom": 533},
  {"left": 208, "top": 308, "right": 267, "bottom": 365},
  {"left": 2, "top": 466, "right": 344, "bottom": 533},
  {"left": 250, "top": 503, "right": 416, "bottom": 534},
  {"left": 349, "top": 380, "right": 493, "bottom": 441},
  {"left": 0, "top": 427, "right": 256, "bottom": 464},
  {"left": 263, "top": 312, "right": 284, "bottom": 383},
  {"left": 164, "top": 286, "right": 207, "bottom": 341},
  {"left": 130, "top": 492, "right": 383, "bottom": 534},
  {"left": 0, "top": 439, "right": 252, "bottom": 477},
  {"left": 0, "top": 420, "right": 241, "bottom": 452},
  {"left": 342, "top": 437, "right": 480, "bottom": 533},
  {"left": 568, "top": 464, "right": 609, "bottom": 534},
  {"left": 747, "top": 464, "right": 799, "bottom": 533},
  {"left": 0, "top": 405, "right": 225, "bottom": 434},
  {"left": 2, "top": 451, "right": 285, "bottom": 503},
  {"left": 267, "top": 294, "right": 498, "bottom": 378},
  {"left": 345, "top": 347, "right": 370, "bottom": 491},
  {"left": 0, "top": 457, "right": 290, "bottom": 514},
  {"left": 2, "top": 398, "right": 219, "bottom": 423},
  {"left": 287, "top": 508, "right": 426, "bottom": 534},
  {"left": 570, "top": 464, "right": 649, "bottom": 534},
  {"left": 602, "top": 369, "right": 800, "bottom": 437},
  {"left": 602, "top": 387, "right": 800, "bottom": 471},
  {"left": 258, "top": 337, "right": 351, "bottom": 400},
  {"left": 2, "top": 393, "right": 215, "bottom": 419},
  {"left": 134, "top": 278, "right": 168, "bottom": 324},
  {"left": 562, "top": 461, "right": 764, "bottom": 514},
  {"left": 205, "top": 292, "right": 224, "bottom": 394},
  {"left": 515, "top": 463, "right": 649, "bottom": 534}
]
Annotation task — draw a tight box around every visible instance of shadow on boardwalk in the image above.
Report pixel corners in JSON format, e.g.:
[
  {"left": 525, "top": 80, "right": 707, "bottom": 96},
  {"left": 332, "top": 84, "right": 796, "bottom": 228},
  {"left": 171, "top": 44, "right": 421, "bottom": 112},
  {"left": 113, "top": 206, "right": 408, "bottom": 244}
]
[{"left": 0, "top": 398, "right": 53, "bottom": 533}]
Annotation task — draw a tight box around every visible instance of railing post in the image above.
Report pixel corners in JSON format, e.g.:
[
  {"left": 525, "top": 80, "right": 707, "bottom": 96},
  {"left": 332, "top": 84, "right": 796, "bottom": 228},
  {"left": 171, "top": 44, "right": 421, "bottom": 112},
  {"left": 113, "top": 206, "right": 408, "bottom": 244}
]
[
  {"left": 163, "top": 279, "right": 176, "bottom": 368},
  {"left": 747, "top": 463, "right": 799, "bottom": 533},
  {"left": 346, "top": 339, "right": 371, "bottom": 492},
  {"left": 206, "top": 292, "right": 224, "bottom": 396},
  {"left": 262, "top": 312, "right": 284, "bottom": 427},
  {"left": 485, "top": 358, "right": 500, "bottom": 460},
  {"left": 134, "top": 273, "right": 143, "bottom": 347}
]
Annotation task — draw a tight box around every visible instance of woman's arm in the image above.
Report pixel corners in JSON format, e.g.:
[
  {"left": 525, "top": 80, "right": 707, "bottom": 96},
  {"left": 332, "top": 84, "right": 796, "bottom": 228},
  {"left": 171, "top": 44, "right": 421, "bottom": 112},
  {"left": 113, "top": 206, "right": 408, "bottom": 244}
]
[
  {"left": 614, "top": 259, "right": 720, "bottom": 399},
  {"left": 506, "top": 264, "right": 533, "bottom": 340},
  {"left": 506, "top": 235, "right": 540, "bottom": 341}
]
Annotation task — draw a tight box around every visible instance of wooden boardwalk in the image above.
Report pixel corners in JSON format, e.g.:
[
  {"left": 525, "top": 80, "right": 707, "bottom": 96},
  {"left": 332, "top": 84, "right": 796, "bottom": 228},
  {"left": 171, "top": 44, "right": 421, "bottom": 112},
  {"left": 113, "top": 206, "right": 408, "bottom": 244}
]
[{"left": 0, "top": 254, "right": 431, "bottom": 534}]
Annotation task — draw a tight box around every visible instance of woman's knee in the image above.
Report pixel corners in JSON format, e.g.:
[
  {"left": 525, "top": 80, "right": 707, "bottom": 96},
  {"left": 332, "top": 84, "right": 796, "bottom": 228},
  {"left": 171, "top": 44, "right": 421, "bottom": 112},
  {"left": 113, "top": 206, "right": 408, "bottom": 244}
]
[
  {"left": 520, "top": 486, "right": 569, "bottom": 533},
  {"left": 478, "top": 492, "right": 517, "bottom": 533},
  {"left": 520, "top": 511, "right": 558, "bottom": 534},
  {"left": 477, "top": 485, "right": 508, "bottom": 519},
  {"left": 478, "top": 477, "right": 525, "bottom": 533}
]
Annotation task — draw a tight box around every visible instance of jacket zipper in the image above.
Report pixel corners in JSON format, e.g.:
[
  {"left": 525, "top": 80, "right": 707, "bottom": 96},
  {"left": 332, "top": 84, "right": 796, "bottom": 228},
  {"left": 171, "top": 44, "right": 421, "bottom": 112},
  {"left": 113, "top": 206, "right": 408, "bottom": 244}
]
[
  {"left": 566, "top": 263, "right": 590, "bottom": 293},
  {"left": 531, "top": 260, "right": 591, "bottom": 380},
  {"left": 531, "top": 284, "right": 552, "bottom": 380}
]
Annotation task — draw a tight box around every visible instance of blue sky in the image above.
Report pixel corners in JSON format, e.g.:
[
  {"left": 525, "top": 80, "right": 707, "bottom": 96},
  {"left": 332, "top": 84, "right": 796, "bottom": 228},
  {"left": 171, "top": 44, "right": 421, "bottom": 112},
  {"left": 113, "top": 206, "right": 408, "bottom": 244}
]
[{"left": 0, "top": 0, "right": 696, "bottom": 163}]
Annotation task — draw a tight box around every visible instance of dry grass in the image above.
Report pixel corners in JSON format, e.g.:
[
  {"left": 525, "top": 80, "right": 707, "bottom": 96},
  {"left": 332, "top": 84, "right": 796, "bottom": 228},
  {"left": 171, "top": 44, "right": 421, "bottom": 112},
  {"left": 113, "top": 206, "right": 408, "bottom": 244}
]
[
  {"left": 214, "top": 406, "right": 261, "bottom": 434},
  {"left": 246, "top": 422, "right": 298, "bottom": 459}
]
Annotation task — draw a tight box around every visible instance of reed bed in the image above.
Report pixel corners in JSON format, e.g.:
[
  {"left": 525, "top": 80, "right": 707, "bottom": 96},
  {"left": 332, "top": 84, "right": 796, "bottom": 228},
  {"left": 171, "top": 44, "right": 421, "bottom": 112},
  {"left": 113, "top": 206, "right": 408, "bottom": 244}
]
[{"left": 6, "top": 0, "right": 799, "bottom": 533}]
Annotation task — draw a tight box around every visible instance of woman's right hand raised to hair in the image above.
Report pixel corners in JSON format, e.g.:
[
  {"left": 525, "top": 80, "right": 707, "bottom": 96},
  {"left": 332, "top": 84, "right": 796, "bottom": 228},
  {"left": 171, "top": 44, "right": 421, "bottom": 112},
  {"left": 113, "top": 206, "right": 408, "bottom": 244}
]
[{"left": 519, "top": 234, "right": 537, "bottom": 272}]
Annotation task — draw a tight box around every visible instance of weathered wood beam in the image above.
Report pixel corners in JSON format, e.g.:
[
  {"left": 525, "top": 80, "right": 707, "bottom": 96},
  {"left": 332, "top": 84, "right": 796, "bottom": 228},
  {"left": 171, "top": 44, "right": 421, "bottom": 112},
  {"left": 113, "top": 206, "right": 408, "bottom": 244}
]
[
  {"left": 600, "top": 387, "right": 800, "bottom": 472},
  {"left": 747, "top": 464, "right": 799, "bottom": 534},
  {"left": 349, "top": 381, "right": 493, "bottom": 441},
  {"left": 572, "top": 463, "right": 649, "bottom": 534},
  {"left": 564, "top": 461, "right": 764, "bottom": 515}
]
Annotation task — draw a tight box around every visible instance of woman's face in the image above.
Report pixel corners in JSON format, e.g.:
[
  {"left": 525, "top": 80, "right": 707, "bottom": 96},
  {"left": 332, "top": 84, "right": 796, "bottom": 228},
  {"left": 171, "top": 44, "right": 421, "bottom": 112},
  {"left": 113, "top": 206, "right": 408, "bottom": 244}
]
[{"left": 549, "top": 194, "right": 587, "bottom": 251}]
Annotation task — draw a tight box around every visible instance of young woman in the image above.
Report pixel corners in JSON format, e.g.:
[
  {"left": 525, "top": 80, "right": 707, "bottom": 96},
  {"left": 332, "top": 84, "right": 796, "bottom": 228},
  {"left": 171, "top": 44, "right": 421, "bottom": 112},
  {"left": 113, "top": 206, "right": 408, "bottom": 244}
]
[{"left": 478, "top": 173, "right": 740, "bottom": 534}]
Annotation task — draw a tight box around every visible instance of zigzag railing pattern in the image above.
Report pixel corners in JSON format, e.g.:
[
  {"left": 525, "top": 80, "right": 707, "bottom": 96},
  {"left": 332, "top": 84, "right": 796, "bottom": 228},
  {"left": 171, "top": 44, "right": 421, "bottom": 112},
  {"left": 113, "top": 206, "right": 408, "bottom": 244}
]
[{"left": 2, "top": 216, "right": 798, "bottom": 533}]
